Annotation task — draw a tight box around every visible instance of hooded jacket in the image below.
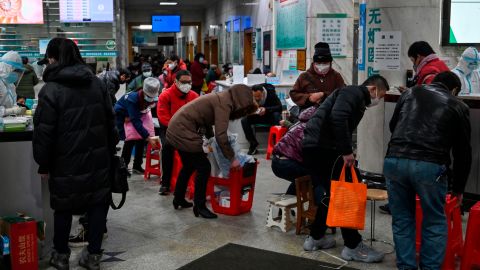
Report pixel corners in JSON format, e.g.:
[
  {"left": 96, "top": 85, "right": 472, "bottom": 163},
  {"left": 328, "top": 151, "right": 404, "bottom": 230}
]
[
  {"left": 273, "top": 106, "right": 317, "bottom": 163},
  {"left": 386, "top": 83, "right": 471, "bottom": 194},
  {"left": 33, "top": 63, "right": 118, "bottom": 211},
  {"left": 166, "top": 85, "right": 255, "bottom": 161},
  {"left": 16, "top": 64, "right": 39, "bottom": 99},
  {"left": 114, "top": 90, "right": 152, "bottom": 140},
  {"left": 303, "top": 85, "right": 371, "bottom": 155},
  {"left": 289, "top": 64, "right": 345, "bottom": 109},
  {"left": 157, "top": 83, "right": 199, "bottom": 127},
  {"left": 98, "top": 70, "right": 121, "bottom": 104},
  {"left": 0, "top": 61, "right": 17, "bottom": 109}
]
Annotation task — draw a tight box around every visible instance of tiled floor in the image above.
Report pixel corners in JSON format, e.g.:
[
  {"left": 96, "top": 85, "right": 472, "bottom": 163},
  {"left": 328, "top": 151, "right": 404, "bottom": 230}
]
[{"left": 39, "top": 151, "right": 468, "bottom": 270}]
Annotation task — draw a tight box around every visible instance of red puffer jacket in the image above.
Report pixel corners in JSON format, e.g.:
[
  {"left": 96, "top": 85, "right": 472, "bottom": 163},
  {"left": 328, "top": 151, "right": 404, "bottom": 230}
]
[
  {"left": 164, "top": 59, "right": 187, "bottom": 88},
  {"left": 156, "top": 83, "right": 199, "bottom": 127},
  {"left": 416, "top": 57, "right": 450, "bottom": 85},
  {"left": 272, "top": 106, "right": 317, "bottom": 163}
]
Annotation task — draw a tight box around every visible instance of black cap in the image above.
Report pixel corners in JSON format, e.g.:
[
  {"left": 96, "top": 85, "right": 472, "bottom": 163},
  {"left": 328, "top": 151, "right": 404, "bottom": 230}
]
[
  {"left": 313, "top": 42, "right": 333, "bottom": 63},
  {"left": 37, "top": 57, "right": 48, "bottom": 66}
]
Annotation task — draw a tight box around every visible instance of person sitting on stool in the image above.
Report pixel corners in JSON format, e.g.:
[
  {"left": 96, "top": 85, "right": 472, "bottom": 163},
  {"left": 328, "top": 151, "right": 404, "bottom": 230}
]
[{"left": 241, "top": 84, "right": 282, "bottom": 155}]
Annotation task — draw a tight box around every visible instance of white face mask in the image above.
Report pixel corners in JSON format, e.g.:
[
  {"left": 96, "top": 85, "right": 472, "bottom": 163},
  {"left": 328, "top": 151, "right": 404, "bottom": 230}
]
[
  {"left": 169, "top": 63, "right": 177, "bottom": 70},
  {"left": 176, "top": 82, "right": 192, "bottom": 94},
  {"left": 367, "top": 88, "right": 381, "bottom": 107},
  {"left": 314, "top": 63, "right": 330, "bottom": 74},
  {"left": 143, "top": 71, "right": 152, "bottom": 78},
  {"left": 199, "top": 57, "right": 204, "bottom": 62}
]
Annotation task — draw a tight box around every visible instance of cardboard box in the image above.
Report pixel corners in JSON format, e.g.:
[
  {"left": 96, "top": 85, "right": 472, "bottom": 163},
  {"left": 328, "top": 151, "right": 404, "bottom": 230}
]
[{"left": 0, "top": 217, "right": 38, "bottom": 270}]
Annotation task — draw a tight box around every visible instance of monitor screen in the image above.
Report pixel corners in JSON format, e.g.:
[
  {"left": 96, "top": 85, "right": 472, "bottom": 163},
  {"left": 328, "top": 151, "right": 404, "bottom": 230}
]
[
  {"left": 0, "top": 0, "right": 44, "bottom": 24},
  {"left": 158, "top": 36, "right": 175, "bottom": 46},
  {"left": 152, "top": 15, "right": 181, "bottom": 33},
  {"left": 60, "top": 0, "right": 114, "bottom": 23},
  {"left": 443, "top": 0, "right": 480, "bottom": 44}
]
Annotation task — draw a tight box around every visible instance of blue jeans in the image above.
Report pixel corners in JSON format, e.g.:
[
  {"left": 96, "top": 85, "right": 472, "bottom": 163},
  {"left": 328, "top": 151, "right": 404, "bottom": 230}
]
[{"left": 384, "top": 157, "right": 448, "bottom": 270}]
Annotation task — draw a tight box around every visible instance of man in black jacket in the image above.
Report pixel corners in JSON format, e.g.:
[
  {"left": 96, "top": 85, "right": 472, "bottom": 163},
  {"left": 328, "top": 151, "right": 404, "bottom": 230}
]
[
  {"left": 98, "top": 68, "right": 131, "bottom": 104},
  {"left": 301, "top": 75, "right": 389, "bottom": 263},
  {"left": 242, "top": 83, "right": 282, "bottom": 154},
  {"left": 384, "top": 71, "right": 471, "bottom": 270}
]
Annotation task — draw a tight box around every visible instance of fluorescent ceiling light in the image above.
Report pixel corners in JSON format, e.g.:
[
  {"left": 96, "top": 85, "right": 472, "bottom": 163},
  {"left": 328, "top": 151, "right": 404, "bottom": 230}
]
[
  {"left": 243, "top": 2, "right": 259, "bottom": 5},
  {"left": 159, "top": 2, "right": 178, "bottom": 5},
  {"left": 137, "top": 25, "right": 152, "bottom": 30}
]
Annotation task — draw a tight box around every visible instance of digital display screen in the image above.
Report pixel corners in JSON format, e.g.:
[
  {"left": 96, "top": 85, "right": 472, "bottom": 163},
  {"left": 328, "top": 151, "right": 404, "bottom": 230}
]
[
  {"left": 60, "top": 0, "right": 113, "bottom": 23},
  {"left": 0, "top": 0, "right": 44, "bottom": 24},
  {"left": 443, "top": 0, "right": 480, "bottom": 44},
  {"left": 152, "top": 15, "right": 181, "bottom": 33}
]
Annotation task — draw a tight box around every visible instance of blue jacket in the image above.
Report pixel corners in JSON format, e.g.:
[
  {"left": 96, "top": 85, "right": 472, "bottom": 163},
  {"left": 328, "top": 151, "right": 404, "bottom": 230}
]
[{"left": 114, "top": 91, "right": 149, "bottom": 139}]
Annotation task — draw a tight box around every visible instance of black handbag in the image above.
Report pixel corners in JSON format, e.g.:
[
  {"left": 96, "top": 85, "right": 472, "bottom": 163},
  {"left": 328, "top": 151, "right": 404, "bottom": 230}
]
[{"left": 110, "top": 155, "right": 129, "bottom": 210}]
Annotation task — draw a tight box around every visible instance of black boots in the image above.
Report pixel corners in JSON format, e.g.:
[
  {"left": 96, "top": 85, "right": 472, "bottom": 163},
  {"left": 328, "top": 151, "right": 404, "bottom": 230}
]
[
  {"left": 193, "top": 205, "right": 218, "bottom": 219},
  {"left": 173, "top": 198, "right": 193, "bottom": 209},
  {"left": 50, "top": 250, "right": 70, "bottom": 270},
  {"left": 79, "top": 247, "right": 102, "bottom": 270}
]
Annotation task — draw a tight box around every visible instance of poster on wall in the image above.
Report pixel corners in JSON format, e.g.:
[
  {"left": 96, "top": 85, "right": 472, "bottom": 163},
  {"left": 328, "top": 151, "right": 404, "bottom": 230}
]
[
  {"left": 374, "top": 31, "right": 401, "bottom": 71},
  {"left": 0, "top": 0, "right": 44, "bottom": 24},
  {"left": 317, "top": 14, "right": 348, "bottom": 58},
  {"left": 275, "top": 0, "right": 306, "bottom": 50},
  {"left": 287, "top": 50, "right": 297, "bottom": 70}
]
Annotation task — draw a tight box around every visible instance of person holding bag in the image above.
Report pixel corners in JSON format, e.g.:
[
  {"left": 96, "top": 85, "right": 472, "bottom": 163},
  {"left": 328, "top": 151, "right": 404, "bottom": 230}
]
[
  {"left": 114, "top": 77, "right": 161, "bottom": 174},
  {"left": 301, "top": 75, "right": 389, "bottom": 263}
]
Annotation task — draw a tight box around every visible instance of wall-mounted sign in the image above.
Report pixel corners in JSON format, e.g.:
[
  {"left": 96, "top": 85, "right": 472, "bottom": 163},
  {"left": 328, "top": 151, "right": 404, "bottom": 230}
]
[
  {"left": 105, "top": 40, "right": 116, "bottom": 50},
  {"left": 275, "top": 0, "right": 306, "bottom": 50},
  {"left": 374, "top": 31, "right": 401, "bottom": 71},
  {"left": 317, "top": 13, "right": 348, "bottom": 58}
]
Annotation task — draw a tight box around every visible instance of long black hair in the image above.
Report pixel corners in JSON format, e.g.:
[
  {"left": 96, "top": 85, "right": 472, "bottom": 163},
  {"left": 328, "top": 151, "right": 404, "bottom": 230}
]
[{"left": 57, "top": 38, "right": 85, "bottom": 69}]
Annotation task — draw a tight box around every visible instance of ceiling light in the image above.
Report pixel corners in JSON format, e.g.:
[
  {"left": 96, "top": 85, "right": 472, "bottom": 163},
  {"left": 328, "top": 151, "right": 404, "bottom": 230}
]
[
  {"left": 159, "top": 2, "right": 178, "bottom": 5},
  {"left": 243, "top": 2, "right": 259, "bottom": 5},
  {"left": 136, "top": 25, "right": 152, "bottom": 30}
]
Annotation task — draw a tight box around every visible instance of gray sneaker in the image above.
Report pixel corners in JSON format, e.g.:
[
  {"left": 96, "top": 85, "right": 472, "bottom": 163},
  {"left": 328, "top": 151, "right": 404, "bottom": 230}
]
[
  {"left": 303, "top": 235, "right": 336, "bottom": 251},
  {"left": 341, "top": 242, "right": 385, "bottom": 263}
]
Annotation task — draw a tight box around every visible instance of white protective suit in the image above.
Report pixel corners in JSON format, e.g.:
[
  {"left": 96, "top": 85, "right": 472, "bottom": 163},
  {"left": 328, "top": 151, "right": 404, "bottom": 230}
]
[
  {"left": 452, "top": 47, "right": 480, "bottom": 95},
  {"left": 0, "top": 51, "right": 25, "bottom": 115}
]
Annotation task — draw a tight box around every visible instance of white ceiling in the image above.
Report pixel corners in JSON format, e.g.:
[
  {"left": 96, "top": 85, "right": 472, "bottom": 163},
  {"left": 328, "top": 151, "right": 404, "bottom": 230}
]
[{"left": 125, "top": 0, "right": 219, "bottom": 9}]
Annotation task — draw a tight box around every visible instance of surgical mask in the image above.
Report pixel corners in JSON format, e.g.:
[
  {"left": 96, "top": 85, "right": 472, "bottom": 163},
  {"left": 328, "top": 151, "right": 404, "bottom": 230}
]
[
  {"left": 176, "top": 82, "right": 192, "bottom": 94},
  {"left": 199, "top": 57, "right": 204, "bottom": 62},
  {"left": 314, "top": 63, "right": 330, "bottom": 74},
  {"left": 163, "top": 70, "right": 168, "bottom": 75},
  {"left": 169, "top": 63, "right": 176, "bottom": 70},
  {"left": 143, "top": 71, "right": 152, "bottom": 78},
  {"left": 144, "top": 95, "right": 158, "bottom": 103},
  {"left": 367, "top": 88, "right": 381, "bottom": 108},
  {"left": 4, "top": 72, "right": 18, "bottom": 84}
]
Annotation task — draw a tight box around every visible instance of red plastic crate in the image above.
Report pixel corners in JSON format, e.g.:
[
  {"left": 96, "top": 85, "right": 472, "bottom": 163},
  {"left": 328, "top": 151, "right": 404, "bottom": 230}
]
[
  {"left": 266, "top": 126, "right": 287, "bottom": 160},
  {"left": 144, "top": 143, "right": 162, "bottom": 181},
  {"left": 207, "top": 161, "right": 259, "bottom": 216},
  {"left": 170, "top": 151, "right": 195, "bottom": 200},
  {"left": 461, "top": 202, "right": 480, "bottom": 270}
]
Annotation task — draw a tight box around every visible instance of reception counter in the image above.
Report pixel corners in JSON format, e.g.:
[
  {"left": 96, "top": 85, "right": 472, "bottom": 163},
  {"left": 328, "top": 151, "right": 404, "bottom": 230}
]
[
  {"left": 357, "top": 91, "right": 480, "bottom": 199},
  {"left": 0, "top": 131, "right": 53, "bottom": 258}
]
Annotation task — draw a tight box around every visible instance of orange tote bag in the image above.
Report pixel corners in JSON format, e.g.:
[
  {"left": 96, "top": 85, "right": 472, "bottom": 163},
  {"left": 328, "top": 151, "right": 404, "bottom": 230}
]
[{"left": 326, "top": 165, "right": 367, "bottom": 230}]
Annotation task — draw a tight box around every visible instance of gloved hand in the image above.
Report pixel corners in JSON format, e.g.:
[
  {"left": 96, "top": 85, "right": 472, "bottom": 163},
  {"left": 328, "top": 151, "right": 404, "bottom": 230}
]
[{"left": 5, "top": 106, "right": 26, "bottom": 115}]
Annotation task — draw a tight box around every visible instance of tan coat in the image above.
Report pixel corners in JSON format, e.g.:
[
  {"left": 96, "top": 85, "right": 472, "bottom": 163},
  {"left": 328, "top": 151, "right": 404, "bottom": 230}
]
[{"left": 166, "top": 84, "right": 255, "bottom": 161}]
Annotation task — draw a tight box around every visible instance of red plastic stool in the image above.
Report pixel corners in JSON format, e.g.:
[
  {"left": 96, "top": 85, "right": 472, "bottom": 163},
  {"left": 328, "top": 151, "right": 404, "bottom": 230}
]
[
  {"left": 170, "top": 151, "right": 196, "bottom": 200},
  {"left": 207, "top": 161, "right": 258, "bottom": 216},
  {"left": 461, "top": 202, "right": 480, "bottom": 270},
  {"left": 144, "top": 143, "right": 162, "bottom": 182},
  {"left": 266, "top": 126, "right": 287, "bottom": 160},
  {"left": 416, "top": 195, "right": 463, "bottom": 270}
]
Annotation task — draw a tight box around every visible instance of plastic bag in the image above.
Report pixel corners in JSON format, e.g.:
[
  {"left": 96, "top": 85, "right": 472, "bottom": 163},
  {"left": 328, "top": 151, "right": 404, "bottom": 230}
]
[
  {"left": 209, "top": 133, "right": 255, "bottom": 178},
  {"left": 124, "top": 111, "right": 155, "bottom": 141}
]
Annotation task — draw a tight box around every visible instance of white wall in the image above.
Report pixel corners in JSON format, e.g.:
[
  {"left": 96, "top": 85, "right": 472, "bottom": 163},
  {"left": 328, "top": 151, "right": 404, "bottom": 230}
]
[{"left": 176, "top": 26, "right": 198, "bottom": 46}]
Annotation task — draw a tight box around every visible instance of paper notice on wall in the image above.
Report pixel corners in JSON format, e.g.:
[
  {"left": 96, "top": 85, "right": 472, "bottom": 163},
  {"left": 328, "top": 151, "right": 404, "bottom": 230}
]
[
  {"left": 317, "top": 14, "right": 348, "bottom": 57},
  {"left": 233, "top": 65, "right": 244, "bottom": 84},
  {"left": 287, "top": 50, "right": 297, "bottom": 70},
  {"left": 264, "top": 51, "right": 270, "bottom": 66},
  {"left": 374, "top": 31, "right": 402, "bottom": 71}
]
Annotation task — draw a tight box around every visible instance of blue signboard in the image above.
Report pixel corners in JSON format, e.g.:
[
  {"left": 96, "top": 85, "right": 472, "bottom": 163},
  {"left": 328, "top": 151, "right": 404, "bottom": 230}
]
[{"left": 358, "top": 3, "right": 367, "bottom": 71}]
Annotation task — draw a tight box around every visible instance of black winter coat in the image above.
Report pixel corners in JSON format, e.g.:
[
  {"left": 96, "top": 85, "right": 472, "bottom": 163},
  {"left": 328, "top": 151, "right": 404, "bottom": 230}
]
[
  {"left": 33, "top": 64, "right": 118, "bottom": 211},
  {"left": 386, "top": 83, "right": 472, "bottom": 194},
  {"left": 303, "top": 86, "right": 371, "bottom": 155},
  {"left": 260, "top": 83, "right": 283, "bottom": 114},
  {"left": 98, "top": 70, "right": 121, "bottom": 104}
]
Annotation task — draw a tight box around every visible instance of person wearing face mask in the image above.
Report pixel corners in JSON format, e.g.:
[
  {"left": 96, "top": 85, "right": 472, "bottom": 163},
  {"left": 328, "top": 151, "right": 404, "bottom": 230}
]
[
  {"left": 452, "top": 47, "right": 480, "bottom": 95},
  {"left": 115, "top": 77, "right": 161, "bottom": 174},
  {"left": 301, "top": 75, "right": 389, "bottom": 263},
  {"left": 190, "top": 53, "right": 206, "bottom": 94},
  {"left": 0, "top": 51, "right": 27, "bottom": 115},
  {"left": 241, "top": 83, "right": 283, "bottom": 155},
  {"left": 166, "top": 85, "right": 258, "bottom": 219},
  {"left": 290, "top": 42, "right": 345, "bottom": 110},
  {"left": 157, "top": 70, "right": 199, "bottom": 195},
  {"left": 384, "top": 71, "right": 471, "bottom": 270},
  {"left": 407, "top": 41, "right": 450, "bottom": 87},
  {"left": 98, "top": 68, "right": 132, "bottom": 105},
  {"left": 164, "top": 55, "right": 187, "bottom": 89},
  {"left": 127, "top": 63, "right": 153, "bottom": 93}
]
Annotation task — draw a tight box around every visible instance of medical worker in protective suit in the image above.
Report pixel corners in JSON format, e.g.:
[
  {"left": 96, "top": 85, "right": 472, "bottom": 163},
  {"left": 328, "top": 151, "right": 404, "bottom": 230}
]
[
  {"left": 452, "top": 47, "right": 480, "bottom": 95},
  {"left": 0, "top": 51, "right": 26, "bottom": 115}
]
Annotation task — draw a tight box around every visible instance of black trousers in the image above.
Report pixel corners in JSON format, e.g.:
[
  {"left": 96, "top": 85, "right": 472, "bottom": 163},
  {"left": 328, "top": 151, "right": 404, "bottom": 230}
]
[
  {"left": 271, "top": 156, "right": 309, "bottom": 195},
  {"left": 174, "top": 151, "right": 211, "bottom": 205},
  {"left": 121, "top": 139, "right": 145, "bottom": 168},
  {"left": 159, "top": 127, "right": 174, "bottom": 188},
  {"left": 303, "top": 147, "right": 362, "bottom": 249},
  {"left": 241, "top": 112, "right": 281, "bottom": 145},
  {"left": 53, "top": 200, "right": 109, "bottom": 254}
]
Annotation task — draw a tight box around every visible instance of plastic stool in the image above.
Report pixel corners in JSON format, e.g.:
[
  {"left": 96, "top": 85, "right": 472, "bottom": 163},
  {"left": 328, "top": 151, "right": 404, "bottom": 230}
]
[
  {"left": 170, "top": 151, "right": 196, "bottom": 200},
  {"left": 266, "top": 195, "right": 297, "bottom": 232},
  {"left": 266, "top": 126, "right": 287, "bottom": 160},
  {"left": 416, "top": 195, "right": 463, "bottom": 270},
  {"left": 144, "top": 143, "right": 162, "bottom": 181},
  {"left": 461, "top": 202, "right": 480, "bottom": 270}
]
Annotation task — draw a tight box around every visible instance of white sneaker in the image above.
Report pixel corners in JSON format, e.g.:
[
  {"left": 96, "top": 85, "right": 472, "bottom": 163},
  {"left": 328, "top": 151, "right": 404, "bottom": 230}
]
[
  {"left": 341, "top": 242, "right": 385, "bottom": 263},
  {"left": 303, "top": 235, "right": 336, "bottom": 251}
]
